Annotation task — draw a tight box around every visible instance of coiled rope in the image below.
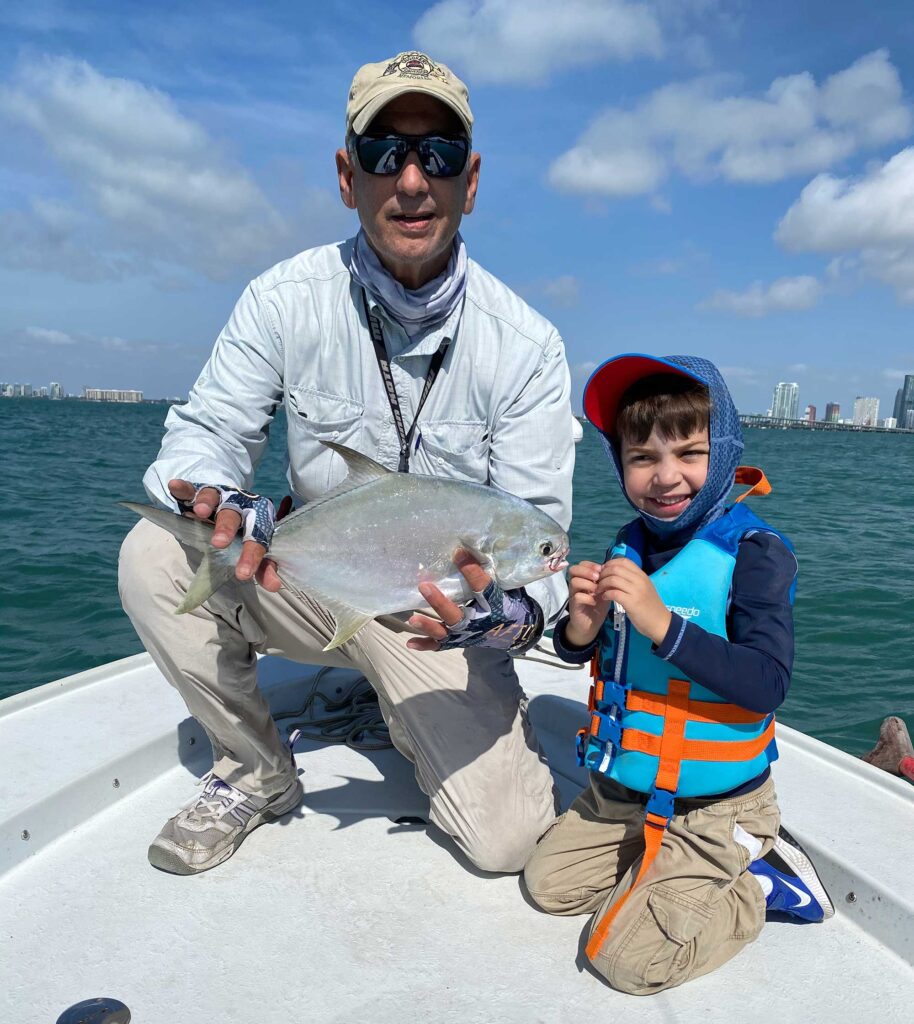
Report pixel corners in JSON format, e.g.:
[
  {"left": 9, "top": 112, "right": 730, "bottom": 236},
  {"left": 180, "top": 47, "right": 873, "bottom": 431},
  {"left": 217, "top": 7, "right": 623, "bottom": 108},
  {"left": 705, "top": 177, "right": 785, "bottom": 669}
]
[{"left": 273, "top": 667, "right": 392, "bottom": 751}]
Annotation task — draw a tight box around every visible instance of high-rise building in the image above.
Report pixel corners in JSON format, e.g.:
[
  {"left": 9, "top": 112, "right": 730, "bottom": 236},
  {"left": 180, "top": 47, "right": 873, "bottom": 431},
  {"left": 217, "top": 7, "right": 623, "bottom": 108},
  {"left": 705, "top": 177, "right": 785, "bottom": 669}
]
[
  {"left": 883, "top": 417, "right": 898, "bottom": 429},
  {"left": 906, "top": 410, "right": 914, "bottom": 430},
  {"left": 83, "top": 388, "right": 143, "bottom": 403},
  {"left": 824, "top": 402, "right": 840, "bottom": 423},
  {"left": 771, "top": 382, "right": 799, "bottom": 420},
  {"left": 853, "top": 396, "right": 880, "bottom": 426},
  {"left": 804, "top": 404, "right": 816, "bottom": 422},
  {"left": 49, "top": 382, "right": 63, "bottom": 400},
  {"left": 894, "top": 374, "right": 914, "bottom": 427}
]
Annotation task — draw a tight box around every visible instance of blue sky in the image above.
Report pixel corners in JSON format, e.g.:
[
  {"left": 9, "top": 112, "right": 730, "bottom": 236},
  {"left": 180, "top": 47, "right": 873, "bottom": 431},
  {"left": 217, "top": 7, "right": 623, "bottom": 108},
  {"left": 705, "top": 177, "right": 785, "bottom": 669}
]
[{"left": 2, "top": 0, "right": 914, "bottom": 416}]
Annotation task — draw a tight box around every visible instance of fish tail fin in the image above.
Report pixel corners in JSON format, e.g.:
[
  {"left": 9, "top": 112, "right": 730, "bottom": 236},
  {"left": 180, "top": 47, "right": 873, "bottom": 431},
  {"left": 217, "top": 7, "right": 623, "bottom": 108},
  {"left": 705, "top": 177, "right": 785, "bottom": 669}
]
[
  {"left": 119, "top": 501, "right": 214, "bottom": 552},
  {"left": 119, "top": 501, "right": 240, "bottom": 613},
  {"left": 177, "top": 548, "right": 239, "bottom": 613}
]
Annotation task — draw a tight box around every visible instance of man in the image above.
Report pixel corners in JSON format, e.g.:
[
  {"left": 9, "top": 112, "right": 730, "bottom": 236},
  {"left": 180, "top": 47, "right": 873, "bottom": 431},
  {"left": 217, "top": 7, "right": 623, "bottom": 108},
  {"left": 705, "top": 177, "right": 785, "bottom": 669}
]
[{"left": 119, "top": 51, "right": 574, "bottom": 876}]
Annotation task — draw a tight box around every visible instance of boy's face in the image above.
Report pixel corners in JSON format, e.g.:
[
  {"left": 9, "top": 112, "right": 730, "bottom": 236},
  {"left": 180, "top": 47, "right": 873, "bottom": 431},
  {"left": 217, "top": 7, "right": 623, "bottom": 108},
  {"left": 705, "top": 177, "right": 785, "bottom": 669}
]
[{"left": 620, "top": 426, "right": 710, "bottom": 521}]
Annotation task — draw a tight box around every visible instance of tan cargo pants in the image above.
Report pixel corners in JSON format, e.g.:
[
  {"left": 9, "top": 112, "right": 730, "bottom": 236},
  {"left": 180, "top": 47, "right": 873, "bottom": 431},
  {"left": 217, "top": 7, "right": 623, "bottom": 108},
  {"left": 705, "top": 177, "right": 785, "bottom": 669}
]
[
  {"left": 118, "top": 519, "right": 559, "bottom": 873},
  {"left": 524, "top": 772, "right": 779, "bottom": 995}
]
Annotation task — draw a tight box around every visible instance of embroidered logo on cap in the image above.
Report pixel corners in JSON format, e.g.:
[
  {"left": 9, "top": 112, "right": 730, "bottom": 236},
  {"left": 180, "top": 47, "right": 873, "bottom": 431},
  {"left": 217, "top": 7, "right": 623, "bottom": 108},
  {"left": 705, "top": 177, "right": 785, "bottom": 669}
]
[{"left": 383, "top": 52, "right": 448, "bottom": 82}]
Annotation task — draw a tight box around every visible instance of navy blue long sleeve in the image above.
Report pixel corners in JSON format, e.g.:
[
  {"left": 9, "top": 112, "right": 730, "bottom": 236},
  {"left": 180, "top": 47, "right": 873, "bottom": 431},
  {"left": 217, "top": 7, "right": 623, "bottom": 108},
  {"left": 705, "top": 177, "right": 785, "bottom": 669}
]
[{"left": 553, "top": 530, "right": 797, "bottom": 714}]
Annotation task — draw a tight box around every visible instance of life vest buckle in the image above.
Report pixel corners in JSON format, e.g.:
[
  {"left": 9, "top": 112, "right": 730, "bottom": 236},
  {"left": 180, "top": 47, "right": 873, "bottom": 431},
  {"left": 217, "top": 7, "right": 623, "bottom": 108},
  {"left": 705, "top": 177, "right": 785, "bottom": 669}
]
[{"left": 646, "top": 785, "right": 675, "bottom": 824}]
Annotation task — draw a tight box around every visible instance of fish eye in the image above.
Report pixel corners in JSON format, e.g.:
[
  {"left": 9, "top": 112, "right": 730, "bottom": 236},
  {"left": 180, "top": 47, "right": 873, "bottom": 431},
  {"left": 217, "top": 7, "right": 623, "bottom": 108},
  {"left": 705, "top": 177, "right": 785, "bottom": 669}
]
[{"left": 539, "top": 542, "right": 554, "bottom": 556}]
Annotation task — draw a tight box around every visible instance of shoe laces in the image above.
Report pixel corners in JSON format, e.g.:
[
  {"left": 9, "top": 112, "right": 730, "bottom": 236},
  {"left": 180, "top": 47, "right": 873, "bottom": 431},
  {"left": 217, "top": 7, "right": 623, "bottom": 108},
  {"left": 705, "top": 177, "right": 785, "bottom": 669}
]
[{"left": 179, "top": 772, "right": 249, "bottom": 825}]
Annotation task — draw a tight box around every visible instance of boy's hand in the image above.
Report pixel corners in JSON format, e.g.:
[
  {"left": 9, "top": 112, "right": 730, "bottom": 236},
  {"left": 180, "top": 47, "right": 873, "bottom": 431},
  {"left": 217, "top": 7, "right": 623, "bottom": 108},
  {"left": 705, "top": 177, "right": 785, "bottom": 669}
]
[
  {"left": 597, "top": 557, "right": 672, "bottom": 646},
  {"left": 565, "top": 561, "right": 613, "bottom": 648}
]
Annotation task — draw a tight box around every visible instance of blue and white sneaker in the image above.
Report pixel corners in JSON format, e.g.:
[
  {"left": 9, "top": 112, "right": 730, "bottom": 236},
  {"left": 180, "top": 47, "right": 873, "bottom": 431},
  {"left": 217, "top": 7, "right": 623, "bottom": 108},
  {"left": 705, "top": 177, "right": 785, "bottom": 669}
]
[{"left": 748, "top": 826, "right": 835, "bottom": 922}]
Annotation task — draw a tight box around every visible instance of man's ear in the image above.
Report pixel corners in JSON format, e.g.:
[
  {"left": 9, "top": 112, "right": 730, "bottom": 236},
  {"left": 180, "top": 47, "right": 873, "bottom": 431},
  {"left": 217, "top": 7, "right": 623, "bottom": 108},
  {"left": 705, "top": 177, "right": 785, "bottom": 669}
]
[
  {"left": 336, "top": 147, "right": 357, "bottom": 210},
  {"left": 463, "top": 152, "right": 481, "bottom": 215}
]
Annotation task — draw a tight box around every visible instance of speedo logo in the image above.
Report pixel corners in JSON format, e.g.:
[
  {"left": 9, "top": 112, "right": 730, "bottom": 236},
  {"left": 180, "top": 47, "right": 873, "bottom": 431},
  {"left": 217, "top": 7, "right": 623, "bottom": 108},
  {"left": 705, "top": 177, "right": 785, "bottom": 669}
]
[{"left": 667, "top": 605, "right": 700, "bottom": 619}]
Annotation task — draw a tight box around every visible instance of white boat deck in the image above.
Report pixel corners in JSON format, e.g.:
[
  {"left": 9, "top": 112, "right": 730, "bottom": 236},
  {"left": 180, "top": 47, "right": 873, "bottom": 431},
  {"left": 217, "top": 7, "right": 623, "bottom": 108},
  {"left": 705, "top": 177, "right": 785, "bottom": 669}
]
[{"left": 2, "top": 649, "right": 913, "bottom": 1023}]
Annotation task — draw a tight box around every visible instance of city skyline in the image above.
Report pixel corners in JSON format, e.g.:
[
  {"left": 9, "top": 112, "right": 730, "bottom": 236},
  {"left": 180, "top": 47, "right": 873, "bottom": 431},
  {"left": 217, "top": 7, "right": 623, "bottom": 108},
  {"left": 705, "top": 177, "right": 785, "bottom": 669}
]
[{"left": 5, "top": 369, "right": 914, "bottom": 426}]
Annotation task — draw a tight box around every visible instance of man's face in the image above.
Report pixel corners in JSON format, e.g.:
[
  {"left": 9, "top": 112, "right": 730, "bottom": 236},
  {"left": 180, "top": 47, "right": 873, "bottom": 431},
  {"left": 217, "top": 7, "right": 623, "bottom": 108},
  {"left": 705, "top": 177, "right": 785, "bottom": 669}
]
[
  {"left": 336, "top": 93, "right": 480, "bottom": 289},
  {"left": 620, "top": 426, "right": 710, "bottom": 520}
]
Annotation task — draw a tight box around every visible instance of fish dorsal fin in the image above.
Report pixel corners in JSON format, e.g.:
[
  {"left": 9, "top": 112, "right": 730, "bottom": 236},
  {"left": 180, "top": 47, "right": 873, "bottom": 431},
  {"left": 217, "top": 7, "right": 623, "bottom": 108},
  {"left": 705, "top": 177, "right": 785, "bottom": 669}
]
[
  {"left": 278, "top": 442, "right": 392, "bottom": 526},
  {"left": 277, "top": 572, "right": 373, "bottom": 652}
]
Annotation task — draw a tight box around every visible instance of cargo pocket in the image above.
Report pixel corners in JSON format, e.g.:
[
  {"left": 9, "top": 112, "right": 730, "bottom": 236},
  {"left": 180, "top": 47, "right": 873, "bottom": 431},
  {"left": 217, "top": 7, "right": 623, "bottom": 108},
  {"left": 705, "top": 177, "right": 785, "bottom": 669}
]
[
  {"left": 414, "top": 420, "right": 490, "bottom": 482},
  {"left": 608, "top": 884, "right": 713, "bottom": 993},
  {"left": 286, "top": 387, "right": 363, "bottom": 494}
]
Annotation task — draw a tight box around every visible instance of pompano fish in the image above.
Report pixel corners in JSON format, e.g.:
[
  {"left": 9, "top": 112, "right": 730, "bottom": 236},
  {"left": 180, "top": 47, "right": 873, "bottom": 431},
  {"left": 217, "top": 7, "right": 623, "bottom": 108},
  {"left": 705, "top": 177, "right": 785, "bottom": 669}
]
[{"left": 121, "top": 441, "right": 569, "bottom": 652}]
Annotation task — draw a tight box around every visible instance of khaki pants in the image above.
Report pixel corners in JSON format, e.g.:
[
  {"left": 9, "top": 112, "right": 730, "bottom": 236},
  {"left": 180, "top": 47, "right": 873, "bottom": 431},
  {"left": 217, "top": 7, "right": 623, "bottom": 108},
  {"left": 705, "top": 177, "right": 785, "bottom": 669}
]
[
  {"left": 524, "top": 773, "right": 779, "bottom": 995},
  {"left": 118, "top": 519, "right": 559, "bottom": 873}
]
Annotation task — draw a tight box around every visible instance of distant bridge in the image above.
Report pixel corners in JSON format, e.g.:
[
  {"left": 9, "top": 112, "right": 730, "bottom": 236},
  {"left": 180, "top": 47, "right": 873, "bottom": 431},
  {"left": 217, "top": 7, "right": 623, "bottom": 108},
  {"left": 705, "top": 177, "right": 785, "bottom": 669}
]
[{"left": 740, "top": 415, "right": 914, "bottom": 434}]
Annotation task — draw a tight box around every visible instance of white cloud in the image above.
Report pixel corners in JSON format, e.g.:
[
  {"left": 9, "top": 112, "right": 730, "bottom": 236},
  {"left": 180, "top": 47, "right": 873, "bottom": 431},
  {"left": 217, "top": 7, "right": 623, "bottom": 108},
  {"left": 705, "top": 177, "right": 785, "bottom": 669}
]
[
  {"left": 24, "top": 325, "right": 76, "bottom": 345},
  {"left": 413, "top": 0, "right": 663, "bottom": 84},
  {"left": 548, "top": 50, "right": 910, "bottom": 198},
  {"left": 718, "top": 365, "right": 761, "bottom": 384},
  {"left": 775, "top": 147, "right": 914, "bottom": 303},
  {"left": 0, "top": 57, "right": 336, "bottom": 281},
  {"left": 699, "top": 275, "right": 823, "bottom": 317},
  {"left": 542, "top": 274, "right": 580, "bottom": 307}
]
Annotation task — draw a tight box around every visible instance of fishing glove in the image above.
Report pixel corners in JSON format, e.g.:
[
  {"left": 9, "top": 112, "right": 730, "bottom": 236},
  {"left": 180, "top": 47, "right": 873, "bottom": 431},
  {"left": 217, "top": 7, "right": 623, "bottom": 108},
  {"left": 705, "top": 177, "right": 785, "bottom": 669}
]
[
  {"left": 178, "top": 484, "right": 276, "bottom": 549},
  {"left": 437, "top": 582, "right": 544, "bottom": 656}
]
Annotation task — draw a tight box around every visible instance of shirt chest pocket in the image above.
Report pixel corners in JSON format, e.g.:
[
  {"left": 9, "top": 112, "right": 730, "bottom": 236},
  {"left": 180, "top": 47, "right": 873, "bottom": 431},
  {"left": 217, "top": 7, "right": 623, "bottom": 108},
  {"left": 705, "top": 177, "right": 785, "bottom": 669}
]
[
  {"left": 286, "top": 387, "right": 364, "bottom": 496},
  {"left": 414, "top": 420, "right": 490, "bottom": 483}
]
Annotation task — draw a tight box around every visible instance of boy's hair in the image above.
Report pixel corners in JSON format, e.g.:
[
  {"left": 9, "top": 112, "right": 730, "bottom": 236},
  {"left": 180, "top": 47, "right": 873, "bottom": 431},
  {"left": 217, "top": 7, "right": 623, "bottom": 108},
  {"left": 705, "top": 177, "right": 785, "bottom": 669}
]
[{"left": 615, "top": 373, "right": 711, "bottom": 445}]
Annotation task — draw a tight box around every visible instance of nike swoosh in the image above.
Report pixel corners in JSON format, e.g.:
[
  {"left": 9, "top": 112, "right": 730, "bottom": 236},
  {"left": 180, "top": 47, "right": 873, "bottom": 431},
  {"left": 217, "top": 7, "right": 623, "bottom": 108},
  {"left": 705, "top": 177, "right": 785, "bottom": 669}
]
[{"left": 781, "top": 877, "right": 812, "bottom": 908}]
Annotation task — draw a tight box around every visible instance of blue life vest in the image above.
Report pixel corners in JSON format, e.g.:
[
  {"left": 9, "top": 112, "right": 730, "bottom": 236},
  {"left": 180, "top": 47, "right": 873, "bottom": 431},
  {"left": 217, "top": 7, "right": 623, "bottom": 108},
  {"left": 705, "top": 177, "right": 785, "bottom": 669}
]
[{"left": 576, "top": 502, "right": 795, "bottom": 813}]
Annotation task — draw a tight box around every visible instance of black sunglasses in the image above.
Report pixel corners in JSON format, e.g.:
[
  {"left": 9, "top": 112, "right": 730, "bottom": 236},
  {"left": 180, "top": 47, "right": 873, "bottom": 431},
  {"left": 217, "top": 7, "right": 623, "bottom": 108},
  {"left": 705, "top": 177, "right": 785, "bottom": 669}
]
[{"left": 351, "top": 132, "right": 470, "bottom": 179}]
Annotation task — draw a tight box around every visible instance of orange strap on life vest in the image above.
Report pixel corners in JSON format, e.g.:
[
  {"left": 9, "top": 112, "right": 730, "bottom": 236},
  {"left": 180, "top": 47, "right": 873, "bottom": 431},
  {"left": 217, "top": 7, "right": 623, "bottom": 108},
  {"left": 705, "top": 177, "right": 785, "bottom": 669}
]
[
  {"left": 626, "top": 688, "right": 767, "bottom": 725},
  {"left": 585, "top": 678, "right": 691, "bottom": 961},
  {"left": 621, "top": 717, "right": 776, "bottom": 762},
  {"left": 733, "top": 466, "right": 771, "bottom": 503}
]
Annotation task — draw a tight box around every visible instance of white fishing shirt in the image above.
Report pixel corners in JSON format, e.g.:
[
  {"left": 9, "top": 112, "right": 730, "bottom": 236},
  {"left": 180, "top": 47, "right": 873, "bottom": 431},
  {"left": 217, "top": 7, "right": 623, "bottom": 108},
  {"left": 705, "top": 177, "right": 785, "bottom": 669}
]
[{"left": 143, "top": 238, "right": 574, "bottom": 621}]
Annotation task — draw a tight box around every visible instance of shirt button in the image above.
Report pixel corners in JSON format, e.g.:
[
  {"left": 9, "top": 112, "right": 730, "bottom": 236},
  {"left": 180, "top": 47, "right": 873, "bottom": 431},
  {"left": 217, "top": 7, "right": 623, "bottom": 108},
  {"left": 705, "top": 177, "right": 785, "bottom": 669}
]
[
  {"left": 437, "top": 457, "right": 444, "bottom": 465},
  {"left": 332, "top": 430, "right": 339, "bottom": 438}
]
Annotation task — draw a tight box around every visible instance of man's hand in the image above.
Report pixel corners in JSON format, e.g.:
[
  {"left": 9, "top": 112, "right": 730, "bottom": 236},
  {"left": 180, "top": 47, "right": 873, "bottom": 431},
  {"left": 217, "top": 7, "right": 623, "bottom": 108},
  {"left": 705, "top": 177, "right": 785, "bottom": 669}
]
[
  {"left": 168, "top": 479, "right": 283, "bottom": 591},
  {"left": 406, "top": 549, "right": 543, "bottom": 654},
  {"left": 595, "top": 557, "right": 671, "bottom": 646},
  {"left": 565, "top": 560, "right": 613, "bottom": 649}
]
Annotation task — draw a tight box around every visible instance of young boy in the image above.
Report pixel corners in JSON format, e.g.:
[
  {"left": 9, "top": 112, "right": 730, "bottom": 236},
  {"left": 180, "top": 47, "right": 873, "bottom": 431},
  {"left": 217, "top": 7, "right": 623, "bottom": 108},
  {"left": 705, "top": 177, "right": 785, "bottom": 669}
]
[{"left": 524, "top": 354, "right": 833, "bottom": 996}]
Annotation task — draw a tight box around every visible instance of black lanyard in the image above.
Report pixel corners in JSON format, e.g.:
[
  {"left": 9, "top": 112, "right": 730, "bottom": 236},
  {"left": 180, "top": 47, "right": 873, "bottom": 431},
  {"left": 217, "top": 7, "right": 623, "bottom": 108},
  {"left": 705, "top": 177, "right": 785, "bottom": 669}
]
[{"left": 363, "top": 290, "right": 449, "bottom": 472}]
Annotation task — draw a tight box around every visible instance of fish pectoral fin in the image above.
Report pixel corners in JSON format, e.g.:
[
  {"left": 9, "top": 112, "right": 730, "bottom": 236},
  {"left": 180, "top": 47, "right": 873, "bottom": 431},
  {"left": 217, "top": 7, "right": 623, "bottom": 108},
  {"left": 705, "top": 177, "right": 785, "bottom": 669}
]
[
  {"left": 320, "top": 597, "right": 374, "bottom": 652},
  {"left": 456, "top": 537, "right": 495, "bottom": 575},
  {"left": 176, "top": 547, "right": 239, "bottom": 613}
]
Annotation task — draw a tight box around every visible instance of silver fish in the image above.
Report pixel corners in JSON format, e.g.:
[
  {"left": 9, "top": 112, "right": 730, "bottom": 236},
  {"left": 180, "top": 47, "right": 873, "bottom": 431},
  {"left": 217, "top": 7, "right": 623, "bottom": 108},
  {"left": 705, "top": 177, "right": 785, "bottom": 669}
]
[{"left": 121, "top": 442, "right": 569, "bottom": 651}]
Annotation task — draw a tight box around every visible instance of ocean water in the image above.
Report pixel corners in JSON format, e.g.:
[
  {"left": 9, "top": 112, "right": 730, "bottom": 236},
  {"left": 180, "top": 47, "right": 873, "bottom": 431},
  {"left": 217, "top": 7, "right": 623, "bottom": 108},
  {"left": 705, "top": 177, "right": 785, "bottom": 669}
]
[{"left": 2, "top": 397, "right": 912, "bottom": 759}]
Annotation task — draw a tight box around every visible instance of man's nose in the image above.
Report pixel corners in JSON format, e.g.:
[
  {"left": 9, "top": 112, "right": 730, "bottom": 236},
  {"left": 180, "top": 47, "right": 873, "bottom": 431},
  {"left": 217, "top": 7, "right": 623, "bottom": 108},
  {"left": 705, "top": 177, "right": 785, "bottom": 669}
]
[{"left": 396, "top": 153, "right": 430, "bottom": 196}]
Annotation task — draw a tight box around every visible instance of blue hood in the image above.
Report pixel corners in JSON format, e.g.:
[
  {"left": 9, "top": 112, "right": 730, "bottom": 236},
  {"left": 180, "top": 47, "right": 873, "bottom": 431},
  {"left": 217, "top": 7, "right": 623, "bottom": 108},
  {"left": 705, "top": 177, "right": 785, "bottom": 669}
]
[{"left": 598, "top": 355, "right": 744, "bottom": 539}]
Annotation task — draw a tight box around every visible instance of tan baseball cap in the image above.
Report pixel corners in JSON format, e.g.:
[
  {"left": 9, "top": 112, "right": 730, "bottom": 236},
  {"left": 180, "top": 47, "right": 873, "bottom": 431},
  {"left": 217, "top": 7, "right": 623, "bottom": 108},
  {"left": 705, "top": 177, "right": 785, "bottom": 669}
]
[{"left": 346, "top": 51, "right": 473, "bottom": 137}]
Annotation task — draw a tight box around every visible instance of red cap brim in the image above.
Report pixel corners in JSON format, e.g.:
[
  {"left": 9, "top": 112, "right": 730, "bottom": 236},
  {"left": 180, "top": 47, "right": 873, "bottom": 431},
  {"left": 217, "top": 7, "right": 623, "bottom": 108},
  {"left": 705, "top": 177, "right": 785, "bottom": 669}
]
[{"left": 583, "top": 353, "right": 706, "bottom": 436}]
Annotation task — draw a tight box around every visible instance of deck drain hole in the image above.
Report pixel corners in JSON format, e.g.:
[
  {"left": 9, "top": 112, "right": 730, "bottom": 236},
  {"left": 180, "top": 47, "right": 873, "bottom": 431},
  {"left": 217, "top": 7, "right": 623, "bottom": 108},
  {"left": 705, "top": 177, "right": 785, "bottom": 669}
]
[{"left": 55, "top": 996, "right": 131, "bottom": 1024}]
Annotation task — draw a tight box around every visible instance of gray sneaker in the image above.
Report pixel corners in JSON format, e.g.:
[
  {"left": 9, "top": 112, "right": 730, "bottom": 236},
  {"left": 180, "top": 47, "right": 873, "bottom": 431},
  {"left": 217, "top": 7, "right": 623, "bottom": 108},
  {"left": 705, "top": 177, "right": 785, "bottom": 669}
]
[{"left": 148, "top": 771, "right": 304, "bottom": 875}]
